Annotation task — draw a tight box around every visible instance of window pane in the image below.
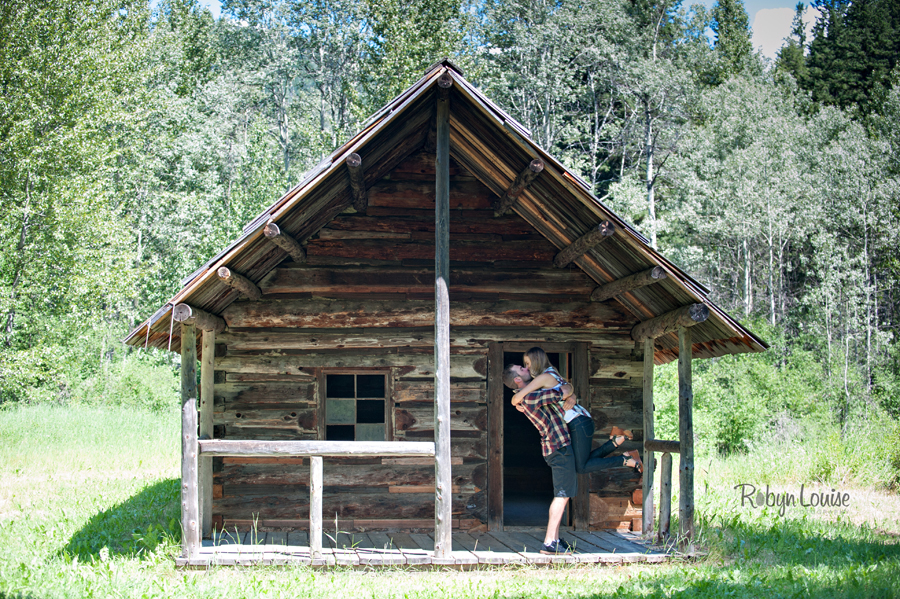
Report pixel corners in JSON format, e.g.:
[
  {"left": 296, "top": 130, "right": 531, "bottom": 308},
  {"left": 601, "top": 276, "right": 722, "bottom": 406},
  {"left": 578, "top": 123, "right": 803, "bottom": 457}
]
[
  {"left": 356, "top": 374, "right": 385, "bottom": 398},
  {"left": 356, "top": 374, "right": 384, "bottom": 398},
  {"left": 326, "top": 425, "right": 355, "bottom": 441},
  {"left": 355, "top": 423, "right": 385, "bottom": 442},
  {"left": 326, "top": 399, "right": 355, "bottom": 424},
  {"left": 326, "top": 374, "right": 354, "bottom": 398},
  {"left": 356, "top": 400, "right": 385, "bottom": 424}
]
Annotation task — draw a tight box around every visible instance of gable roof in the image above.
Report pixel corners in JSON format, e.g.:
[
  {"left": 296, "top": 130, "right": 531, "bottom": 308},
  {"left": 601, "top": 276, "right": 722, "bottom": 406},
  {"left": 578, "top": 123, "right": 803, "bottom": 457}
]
[{"left": 125, "top": 60, "right": 766, "bottom": 363}]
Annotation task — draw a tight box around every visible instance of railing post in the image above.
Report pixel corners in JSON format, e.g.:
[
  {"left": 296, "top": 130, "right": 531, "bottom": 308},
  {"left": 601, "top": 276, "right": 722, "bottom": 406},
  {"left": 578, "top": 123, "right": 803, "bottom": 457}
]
[
  {"left": 642, "top": 337, "right": 655, "bottom": 537},
  {"left": 199, "top": 329, "right": 215, "bottom": 538},
  {"left": 658, "top": 452, "right": 672, "bottom": 541},
  {"left": 678, "top": 327, "right": 694, "bottom": 545},
  {"left": 310, "top": 456, "right": 323, "bottom": 558}
]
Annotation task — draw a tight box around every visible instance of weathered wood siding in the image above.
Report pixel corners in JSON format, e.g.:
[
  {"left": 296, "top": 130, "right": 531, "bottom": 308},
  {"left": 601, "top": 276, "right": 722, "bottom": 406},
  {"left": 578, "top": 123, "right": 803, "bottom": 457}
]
[{"left": 208, "top": 150, "right": 643, "bottom": 532}]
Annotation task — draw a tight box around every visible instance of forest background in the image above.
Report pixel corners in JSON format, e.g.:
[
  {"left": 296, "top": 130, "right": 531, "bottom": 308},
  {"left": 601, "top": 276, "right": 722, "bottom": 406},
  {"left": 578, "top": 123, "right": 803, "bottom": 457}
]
[{"left": 1, "top": 0, "right": 899, "bottom": 485}]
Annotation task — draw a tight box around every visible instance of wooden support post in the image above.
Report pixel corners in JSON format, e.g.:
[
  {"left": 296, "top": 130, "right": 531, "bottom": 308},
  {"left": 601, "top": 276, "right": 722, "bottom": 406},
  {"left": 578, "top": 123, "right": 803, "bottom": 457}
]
[
  {"left": 180, "top": 323, "right": 200, "bottom": 558},
  {"left": 678, "top": 327, "right": 694, "bottom": 544},
  {"left": 487, "top": 342, "right": 503, "bottom": 531},
  {"left": 263, "top": 221, "right": 307, "bottom": 263},
  {"left": 553, "top": 221, "right": 616, "bottom": 269},
  {"left": 309, "top": 455, "right": 323, "bottom": 558},
  {"left": 345, "top": 153, "right": 368, "bottom": 213},
  {"left": 433, "top": 70, "right": 453, "bottom": 560},
  {"left": 658, "top": 452, "right": 673, "bottom": 541},
  {"left": 642, "top": 337, "right": 655, "bottom": 538},
  {"left": 199, "top": 329, "right": 215, "bottom": 538},
  {"left": 493, "top": 159, "right": 544, "bottom": 215},
  {"left": 217, "top": 267, "right": 262, "bottom": 301},
  {"left": 573, "top": 342, "right": 591, "bottom": 531},
  {"left": 592, "top": 266, "right": 668, "bottom": 303},
  {"left": 631, "top": 303, "right": 709, "bottom": 342},
  {"left": 173, "top": 304, "right": 226, "bottom": 334}
]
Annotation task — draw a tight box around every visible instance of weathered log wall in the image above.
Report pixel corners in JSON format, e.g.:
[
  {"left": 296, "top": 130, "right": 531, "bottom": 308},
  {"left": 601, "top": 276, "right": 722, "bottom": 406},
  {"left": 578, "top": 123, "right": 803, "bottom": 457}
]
[{"left": 208, "top": 150, "right": 644, "bottom": 532}]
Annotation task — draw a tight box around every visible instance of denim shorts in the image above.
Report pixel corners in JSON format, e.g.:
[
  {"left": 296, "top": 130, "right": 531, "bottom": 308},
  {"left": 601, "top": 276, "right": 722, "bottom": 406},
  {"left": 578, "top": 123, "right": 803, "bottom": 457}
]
[{"left": 544, "top": 444, "right": 577, "bottom": 498}]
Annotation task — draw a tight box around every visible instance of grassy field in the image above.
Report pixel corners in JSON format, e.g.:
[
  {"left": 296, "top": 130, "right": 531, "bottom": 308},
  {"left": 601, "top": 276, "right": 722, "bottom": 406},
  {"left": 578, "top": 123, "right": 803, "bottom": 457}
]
[{"left": 1, "top": 405, "right": 898, "bottom": 598}]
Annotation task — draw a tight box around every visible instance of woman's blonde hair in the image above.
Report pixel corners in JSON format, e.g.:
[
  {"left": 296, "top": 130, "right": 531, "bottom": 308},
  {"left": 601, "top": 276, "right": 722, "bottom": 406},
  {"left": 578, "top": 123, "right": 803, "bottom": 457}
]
[{"left": 524, "top": 346, "right": 552, "bottom": 378}]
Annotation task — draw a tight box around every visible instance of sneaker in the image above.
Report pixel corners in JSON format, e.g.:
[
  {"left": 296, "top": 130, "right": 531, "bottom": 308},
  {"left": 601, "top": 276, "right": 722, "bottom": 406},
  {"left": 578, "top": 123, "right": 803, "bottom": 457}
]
[{"left": 540, "top": 539, "right": 573, "bottom": 555}]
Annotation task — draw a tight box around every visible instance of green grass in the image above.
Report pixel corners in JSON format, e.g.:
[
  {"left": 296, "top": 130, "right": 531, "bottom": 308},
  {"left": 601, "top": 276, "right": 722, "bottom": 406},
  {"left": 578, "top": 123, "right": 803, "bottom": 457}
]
[{"left": 1, "top": 405, "right": 898, "bottom": 598}]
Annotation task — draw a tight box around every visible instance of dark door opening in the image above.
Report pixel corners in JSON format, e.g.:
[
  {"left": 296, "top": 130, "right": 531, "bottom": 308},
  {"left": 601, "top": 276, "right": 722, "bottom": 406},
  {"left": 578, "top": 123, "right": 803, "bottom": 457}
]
[{"left": 502, "top": 350, "right": 567, "bottom": 526}]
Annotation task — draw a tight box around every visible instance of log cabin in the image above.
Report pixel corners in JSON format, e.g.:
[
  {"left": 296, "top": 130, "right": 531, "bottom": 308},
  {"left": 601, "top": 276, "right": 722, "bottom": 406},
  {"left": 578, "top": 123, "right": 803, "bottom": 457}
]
[{"left": 125, "top": 59, "right": 766, "bottom": 559}]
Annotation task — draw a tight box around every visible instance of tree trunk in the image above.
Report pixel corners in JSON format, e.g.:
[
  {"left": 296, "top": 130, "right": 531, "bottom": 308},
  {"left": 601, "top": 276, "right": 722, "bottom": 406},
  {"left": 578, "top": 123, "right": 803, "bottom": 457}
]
[
  {"left": 644, "top": 100, "right": 657, "bottom": 250},
  {"left": 5, "top": 175, "right": 31, "bottom": 346}
]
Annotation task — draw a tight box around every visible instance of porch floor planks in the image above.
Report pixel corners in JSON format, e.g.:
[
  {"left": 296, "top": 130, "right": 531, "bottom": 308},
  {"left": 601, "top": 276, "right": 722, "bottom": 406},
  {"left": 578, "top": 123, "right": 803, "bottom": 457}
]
[
  {"left": 486, "top": 531, "right": 557, "bottom": 565},
  {"left": 178, "top": 529, "right": 675, "bottom": 568},
  {"left": 568, "top": 531, "right": 644, "bottom": 563},
  {"left": 459, "top": 532, "right": 521, "bottom": 565},
  {"left": 559, "top": 531, "right": 623, "bottom": 564},
  {"left": 390, "top": 532, "right": 432, "bottom": 565}
]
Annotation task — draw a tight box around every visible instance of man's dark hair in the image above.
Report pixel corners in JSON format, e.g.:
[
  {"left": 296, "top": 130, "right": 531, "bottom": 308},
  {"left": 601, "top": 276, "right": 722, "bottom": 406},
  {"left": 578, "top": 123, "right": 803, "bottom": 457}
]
[{"left": 502, "top": 364, "right": 520, "bottom": 389}]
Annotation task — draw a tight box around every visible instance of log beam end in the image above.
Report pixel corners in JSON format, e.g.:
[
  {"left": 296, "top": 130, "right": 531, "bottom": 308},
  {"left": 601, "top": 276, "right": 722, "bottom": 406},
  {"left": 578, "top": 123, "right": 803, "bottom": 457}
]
[
  {"left": 494, "top": 158, "right": 545, "bottom": 215},
  {"left": 263, "top": 221, "right": 307, "bottom": 263},
  {"left": 173, "top": 304, "right": 226, "bottom": 333},
  {"left": 345, "top": 152, "right": 362, "bottom": 169},
  {"left": 590, "top": 265, "right": 668, "bottom": 302},
  {"left": 345, "top": 153, "right": 368, "bottom": 213},
  {"left": 553, "top": 220, "right": 616, "bottom": 268},
  {"left": 217, "top": 267, "right": 262, "bottom": 301},
  {"left": 631, "top": 303, "right": 709, "bottom": 342}
]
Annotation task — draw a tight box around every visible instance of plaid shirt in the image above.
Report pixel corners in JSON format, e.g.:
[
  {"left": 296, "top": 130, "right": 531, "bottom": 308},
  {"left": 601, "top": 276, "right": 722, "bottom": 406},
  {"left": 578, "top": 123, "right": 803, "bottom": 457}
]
[{"left": 518, "top": 387, "right": 571, "bottom": 457}]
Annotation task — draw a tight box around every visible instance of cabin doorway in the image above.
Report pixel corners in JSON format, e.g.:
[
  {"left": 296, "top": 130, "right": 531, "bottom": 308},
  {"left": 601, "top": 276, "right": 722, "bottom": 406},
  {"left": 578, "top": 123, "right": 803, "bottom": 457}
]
[{"left": 501, "top": 350, "right": 570, "bottom": 526}]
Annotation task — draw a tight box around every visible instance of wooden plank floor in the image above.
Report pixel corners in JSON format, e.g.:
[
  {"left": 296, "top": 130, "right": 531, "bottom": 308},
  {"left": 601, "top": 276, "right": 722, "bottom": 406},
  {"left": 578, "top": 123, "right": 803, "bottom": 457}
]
[{"left": 176, "top": 529, "right": 673, "bottom": 567}]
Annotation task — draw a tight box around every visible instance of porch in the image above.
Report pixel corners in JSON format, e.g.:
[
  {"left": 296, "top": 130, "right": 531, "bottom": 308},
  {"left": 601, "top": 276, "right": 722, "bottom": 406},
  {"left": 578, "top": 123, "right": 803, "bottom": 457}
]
[{"left": 175, "top": 528, "right": 676, "bottom": 567}]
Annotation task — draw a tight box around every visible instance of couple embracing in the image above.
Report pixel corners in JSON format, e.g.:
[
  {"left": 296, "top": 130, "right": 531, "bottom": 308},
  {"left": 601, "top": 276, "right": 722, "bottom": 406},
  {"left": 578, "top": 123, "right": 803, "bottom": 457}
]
[{"left": 502, "top": 347, "right": 643, "bottom": 555}]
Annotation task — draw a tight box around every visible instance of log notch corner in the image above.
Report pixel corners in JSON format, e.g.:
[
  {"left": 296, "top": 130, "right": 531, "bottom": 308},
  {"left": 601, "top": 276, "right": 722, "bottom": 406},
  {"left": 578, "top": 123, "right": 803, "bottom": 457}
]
[{"left": 553, "top": 220, "right": 615, "bottom": 269}]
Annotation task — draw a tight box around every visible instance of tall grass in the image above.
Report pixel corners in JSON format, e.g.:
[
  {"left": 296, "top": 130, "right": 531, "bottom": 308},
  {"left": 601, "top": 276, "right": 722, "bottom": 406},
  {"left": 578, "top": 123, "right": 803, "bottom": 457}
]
[{"left": 1, "top": 405, "right": 898, "bottom": 598}]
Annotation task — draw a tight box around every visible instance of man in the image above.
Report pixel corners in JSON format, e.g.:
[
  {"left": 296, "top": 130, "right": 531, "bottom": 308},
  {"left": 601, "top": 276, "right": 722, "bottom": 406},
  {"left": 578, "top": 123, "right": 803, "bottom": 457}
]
[{"left": 502, "top": 363, "right": 576, "bottom": 555}]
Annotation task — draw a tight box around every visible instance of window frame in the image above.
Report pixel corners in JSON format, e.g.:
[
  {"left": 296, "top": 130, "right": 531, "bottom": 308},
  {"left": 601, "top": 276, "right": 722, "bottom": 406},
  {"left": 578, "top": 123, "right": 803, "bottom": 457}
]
[{"left": 316, "top": 368, "right": 393, "bottom": 442}]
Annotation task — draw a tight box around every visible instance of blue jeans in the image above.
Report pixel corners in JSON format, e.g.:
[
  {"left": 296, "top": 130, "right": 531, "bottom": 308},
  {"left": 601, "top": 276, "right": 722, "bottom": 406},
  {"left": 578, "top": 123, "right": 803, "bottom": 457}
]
[{"left": 568, "top": 415, "right": 624, "bottom": 474}]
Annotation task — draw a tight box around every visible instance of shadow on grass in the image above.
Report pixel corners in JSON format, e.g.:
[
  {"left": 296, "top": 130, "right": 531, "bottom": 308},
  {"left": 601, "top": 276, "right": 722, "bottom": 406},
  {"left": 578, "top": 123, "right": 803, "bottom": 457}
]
[{"left": 61, "top": 478, "right": 181, "bottom": 560}]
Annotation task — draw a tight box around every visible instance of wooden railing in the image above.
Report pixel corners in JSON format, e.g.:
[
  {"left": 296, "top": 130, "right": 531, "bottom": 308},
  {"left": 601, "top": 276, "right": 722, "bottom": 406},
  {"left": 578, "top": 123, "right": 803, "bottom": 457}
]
[
  {"left": 643, "top": 439, "right": 679, "bottom": 540},
  {"left": 181, "top": 398, "right": 435, "bottom": 559}
]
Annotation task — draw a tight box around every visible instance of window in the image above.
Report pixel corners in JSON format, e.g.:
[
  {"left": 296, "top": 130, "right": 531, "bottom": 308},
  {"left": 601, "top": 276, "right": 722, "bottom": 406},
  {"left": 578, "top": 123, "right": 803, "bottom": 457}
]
[{"left": 324, "top": 373, "right": 388, "bottom": 441}]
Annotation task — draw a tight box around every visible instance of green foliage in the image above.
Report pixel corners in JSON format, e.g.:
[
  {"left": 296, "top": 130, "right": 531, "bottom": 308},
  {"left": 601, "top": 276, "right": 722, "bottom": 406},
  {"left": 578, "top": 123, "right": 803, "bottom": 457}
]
[
  {"left": 805, "top": 0, "right": 900, "bottom": 114},
  {"left": 364, "top": 0, "right": 466, "bottom": 109},
  {"left": 710, "top": 0, "right": 752, "bottom": 82}
]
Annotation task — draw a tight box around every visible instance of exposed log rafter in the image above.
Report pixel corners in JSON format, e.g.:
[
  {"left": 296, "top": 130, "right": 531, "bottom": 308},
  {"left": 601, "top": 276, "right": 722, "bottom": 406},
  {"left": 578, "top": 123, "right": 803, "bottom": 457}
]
[
  {"left": 493, "top": 159, "right": 544, "bottom": 215},
  {"left": 173, "top": 303, "right": 226, "bottom": 333},
  {"left": 345, "top": 153, "right": 368, "bottom": 213},
  {"left": 553, "top": 220, "right": 615, "bottom": 269},
  {"left": 217, "top": 267, "right": 262, "bottom": 301},
  {"left": 631, "top": 303, "right": 709, "bottom": 342},
  {"left": 591, "top": 266, "right": 667, "bottom": 303},
  {"left": 263, "top": 221, "right": 307, "bottom": 264}
]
